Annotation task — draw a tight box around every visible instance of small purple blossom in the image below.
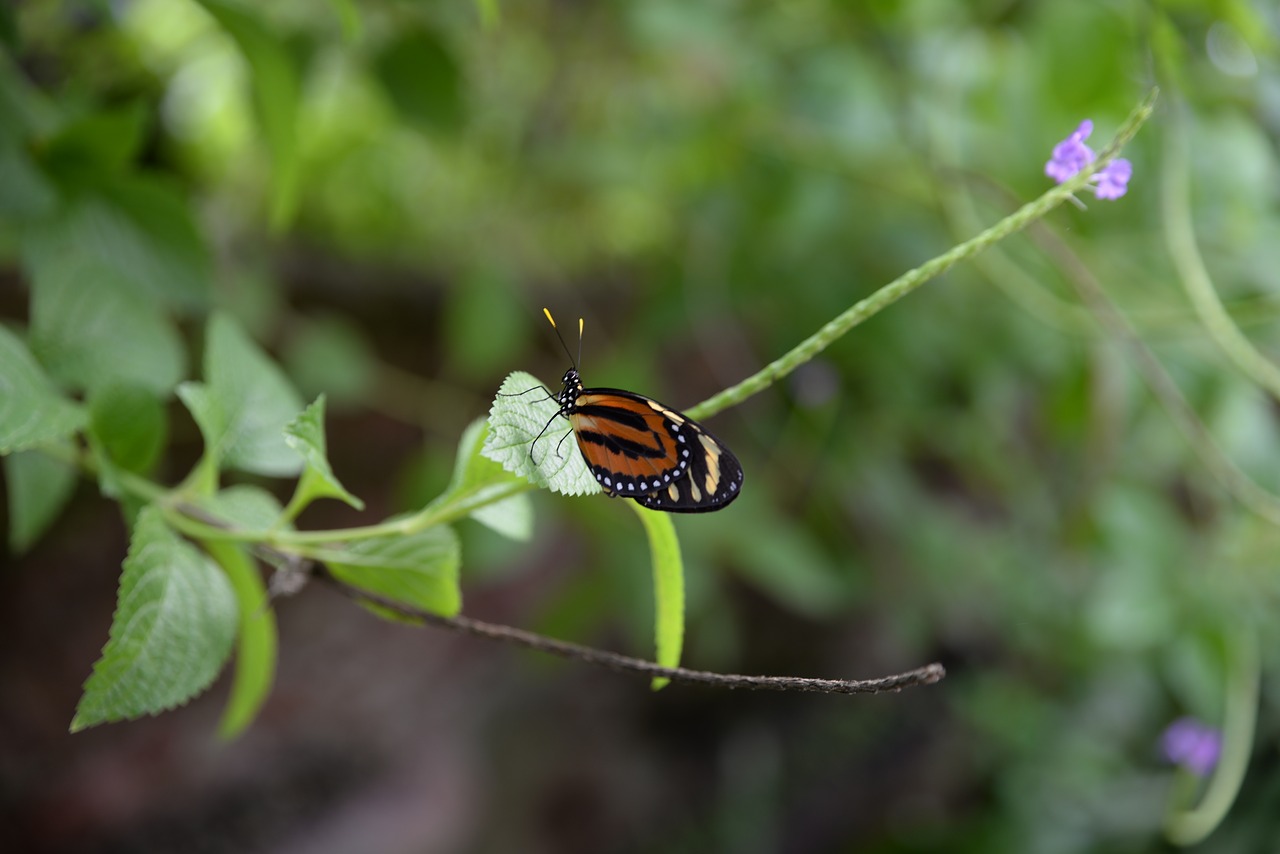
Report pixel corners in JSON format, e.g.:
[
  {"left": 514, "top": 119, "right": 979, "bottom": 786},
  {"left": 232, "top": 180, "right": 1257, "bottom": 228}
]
[
  {"left": 1044, "top": 119, "right": 1133, "bottom": 200},
  {"left": 1162, "top": 717, "right": 1222, "bottom": 777}
]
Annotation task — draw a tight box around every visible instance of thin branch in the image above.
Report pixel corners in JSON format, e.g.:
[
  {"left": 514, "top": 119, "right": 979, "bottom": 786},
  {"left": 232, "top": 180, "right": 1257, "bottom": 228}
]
[{"left": 314, "top": 565, "right": 945, "bottom": 695}]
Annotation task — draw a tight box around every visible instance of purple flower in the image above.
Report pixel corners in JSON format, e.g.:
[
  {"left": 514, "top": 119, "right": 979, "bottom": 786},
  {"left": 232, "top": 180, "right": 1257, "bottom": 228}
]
[
  {"left": 1044, "top": 119, "right": 1133, "bottom": 200},
  {"left": 1162, "top": 717, "right": 1222, "bottom": 777}
]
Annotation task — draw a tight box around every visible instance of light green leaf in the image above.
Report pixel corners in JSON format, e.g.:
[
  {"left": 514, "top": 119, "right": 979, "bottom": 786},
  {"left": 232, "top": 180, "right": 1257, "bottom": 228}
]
[
  {"left": 0, "top": 325, "right": 86, "bottom": 454},
  {"left": 482, "top": 371, "right": 600, "bottom": 497},
  {"left": 475, "top": 0, "right": 500, "bottom": 29},
  {"left": 629, "top": 503, "right": 685, "bottom": 690},
  {"left": 5, "top": 448, "right": 77, "bottom": 554},
  {"left": 282, "top": 395, "right": 364, "bottom": 518},
  {"left": 326, "top": 526, "right": 461, "bottom": 617},
  {"left": 445, "top": 418, "right": 531, "bottom": 540},
  {"left": 71, "top": 507, "right": 238, "bottom": 731},
  {"left": 203, "top": 540, "right": 277, "bottom": 740},
  {"left": 30, "top": 255, "right": 186, "bottom": 395},
  {"left": 197, "top": 0, "right": 301, "bottom": 230},
  {"left": 199, "top": 484, "right": 286, "bottom": 532},
  {"left": 178, "top": 312, "right": 304, "bottom": 477},
  {"left": 282, "top": 313, "right": 377, "bottom": 405},
  {"left": 21, "top": 178, "right": 213, "bottom": 315}
]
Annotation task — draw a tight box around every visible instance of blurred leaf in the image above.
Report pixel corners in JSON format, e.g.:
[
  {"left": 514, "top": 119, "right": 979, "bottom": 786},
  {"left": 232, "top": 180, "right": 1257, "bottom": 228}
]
[
  {"left": 0, "top": 325, "right": 86, "bottom": 455},
  {"left": 444, "top": 418, "right": 531, "bottom": 540},
  {"left": 40, "top": 102, "right": 149, "bottom": 177},
  {"left": 197, "top": 0, "right": 301, "bottom": 230},
  {"left": 483, "top": 371, "right": 600, "bottom": 497},
  {"left": 326, "top": 525, "right": 461, "bottom": 617},
  {"left": 373, "top": 25, "right": 465, "bottom": 134},
  {"left": 726, "top": 512, "right": 853, "bottom": 618},
  {"left": 88, "top": 385, "right": 167, "bottom": 476},
  {"left": 628, "top": 503, "right": 684, "bottom": 690},
  {"left": 327, "top": 0, "right": 362, "bottom": 42},
  {"left": 475, "top": 0, "right": 500, "bottom": 29},
  {"left": 0, "top": 2, "right": 16, "bottom": 51},
  {"left": 5, "top": 448, "right": 77, "bottom": 554},
  {"left": 30, "top": 255, "right": 186, "bottom": 395},
  {"left": 177, "top": 313, "right": 304, "bottom": 478},
  {"left": 0, "top": 142, "right": 57, "bottom": 219},
  {"left": 71, "top": 507, "right": 238, "bottom": 731},
  {"left": 21, "top": 178, "right": 213, "bottom": 314},
  {"left": 282, "top": 395, "right": 365, "bottom": 517},
  {"left": 202, "top": 539, "right": 277, "bottom": 739},
  {"left": 199, "top": 484, "right": 285, "bottom": 532},
  {"left": 282, "top": 314, "right": 377, "bottom": 406}
]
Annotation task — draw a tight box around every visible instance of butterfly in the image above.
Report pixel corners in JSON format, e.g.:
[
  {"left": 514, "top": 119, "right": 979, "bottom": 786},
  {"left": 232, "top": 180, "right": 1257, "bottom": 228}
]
[{"left": 522, "top": 309, "right": 743, "bottom": 513}]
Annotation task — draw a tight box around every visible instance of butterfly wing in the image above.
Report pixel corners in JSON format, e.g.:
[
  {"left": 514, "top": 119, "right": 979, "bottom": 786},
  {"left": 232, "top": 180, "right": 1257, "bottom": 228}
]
[
  {"left": 633, "top": 418, "right": 743, "bottom": 513},
  {"left": 570, "top": 389, "right": 743, "bottom": 513}
]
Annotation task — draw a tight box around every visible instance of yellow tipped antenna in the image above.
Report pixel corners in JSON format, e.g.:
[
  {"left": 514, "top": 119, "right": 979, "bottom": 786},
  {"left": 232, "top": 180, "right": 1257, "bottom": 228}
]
[{"left": 542, "top": 307, "right": 578, "bottom": 367}]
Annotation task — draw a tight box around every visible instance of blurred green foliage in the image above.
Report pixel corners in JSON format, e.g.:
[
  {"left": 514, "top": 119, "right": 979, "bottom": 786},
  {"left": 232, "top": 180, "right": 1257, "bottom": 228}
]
[{"left": 3, "top": 0, "right": 1280, "bottom": 850}]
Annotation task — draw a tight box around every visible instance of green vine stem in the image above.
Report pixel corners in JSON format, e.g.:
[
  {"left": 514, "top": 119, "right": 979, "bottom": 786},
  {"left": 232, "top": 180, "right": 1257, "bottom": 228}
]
[
  {"left": 1163, "top": 95, "right": 1280, "bottom": 399},
  {"left": 1164, "top": 625, "right": 1260, "bottom": 846},
  {"left": 687, "top": 87, "right": 1159, "bottom": 421}
]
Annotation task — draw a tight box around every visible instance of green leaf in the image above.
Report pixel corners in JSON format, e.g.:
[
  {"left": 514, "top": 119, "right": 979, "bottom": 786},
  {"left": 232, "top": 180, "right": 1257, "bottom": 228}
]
[
  {"left": 88, "top": 384, "right": 167, "bottom": 476},
  {"left": 282, "top": 313, "right": 378, "bottom": 405},
  {"left": 373, "top": 26, "right": 466, "bottom": 134},
  {"left": 199, "top": 484, "right": 286, "bottom": 532},
  {"left": 0, "top": 325, "right": 87, "bottom": 455},
  {"left": 446, "top": 418, "right": 531, "bottom": 540},
  {"left": 281, "top": 395, "right": 364, "bottom": 518},
  {"left": 30, "top": 254, "right": 186, "bottom": 395},
  {"left": 20, "top": 178, "right": 213, "bottom": 314},
  {"left": 5, "top": 448, "right": 77, "bottom": 554},
  {"left": 326, "top": 526, "right": 461, "bottom": 617},
  {"left": 475, "top": 0, "right": 500, "bottom": 29},
  {"left": 482, "top": 371, "right": 600, "bottom": 497},
  {"left": 197, "top": 0, "right": 301, "bottom": 230},
  {"left": 71, "top": 507, "right": 238, "bottom": 731},
  {"left": 203, "top": 540, "right": 277, "bottom": 739},
  {"left": 177, "top": 312, "right": 304, "bottom": 477},
  {"left": 628, "top": 503, "right": 685, "bottom": 690}
]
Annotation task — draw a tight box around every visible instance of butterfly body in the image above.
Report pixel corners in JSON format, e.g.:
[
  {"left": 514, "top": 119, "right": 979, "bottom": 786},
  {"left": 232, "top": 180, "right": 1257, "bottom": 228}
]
[{"left": 553, "top": 367, "right": 743, "bottom": 513}]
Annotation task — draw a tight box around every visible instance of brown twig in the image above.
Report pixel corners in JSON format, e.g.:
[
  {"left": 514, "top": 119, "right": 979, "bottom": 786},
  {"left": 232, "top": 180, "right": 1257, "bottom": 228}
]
[{"left": 312, "top": 564, "right": 945, "bottom": 694}]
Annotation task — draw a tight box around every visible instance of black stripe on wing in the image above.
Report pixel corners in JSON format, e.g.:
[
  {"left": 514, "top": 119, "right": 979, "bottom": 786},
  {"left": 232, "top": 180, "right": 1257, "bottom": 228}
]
[{"left": 634, "top": 422, "right": 743, "bottom": 513}]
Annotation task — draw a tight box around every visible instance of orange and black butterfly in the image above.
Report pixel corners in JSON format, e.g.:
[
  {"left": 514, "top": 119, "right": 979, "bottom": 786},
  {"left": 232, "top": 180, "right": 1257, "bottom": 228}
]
[{"left": 527, "top": 309, "right": 743, "bottom": 513}]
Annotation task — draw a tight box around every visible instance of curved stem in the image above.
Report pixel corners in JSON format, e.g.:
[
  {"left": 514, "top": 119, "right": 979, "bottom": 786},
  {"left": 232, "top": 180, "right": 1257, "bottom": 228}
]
[
  {"left": 1165, "top": 625, "right": 1260, "bottom": 846},
  {"left": 1163, "top": 95, "right": 1280, "bottom": 398}
]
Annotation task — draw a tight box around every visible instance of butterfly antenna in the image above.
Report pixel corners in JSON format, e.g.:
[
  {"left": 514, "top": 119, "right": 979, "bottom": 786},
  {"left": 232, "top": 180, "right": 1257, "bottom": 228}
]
[
  {"left": 577, "top": 317, "right": 584, "bottom": 374},
  {"left": 543, "top": 307, "right": 577, "bottom": 368}
]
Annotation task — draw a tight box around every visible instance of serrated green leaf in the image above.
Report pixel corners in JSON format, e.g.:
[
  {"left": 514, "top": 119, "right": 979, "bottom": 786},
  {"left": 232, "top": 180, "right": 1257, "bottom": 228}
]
[
  {"left": 30, "top": 255, "right": 186, "bottom": 395},
  {"left": 88, "top": 384, "right": 167, "bottom": 475},
  {"left": 71, "top": 507, "right": 238, "bottom": 731},
  {"left": 482, "top": 371, "right": 600, "bottom": 497},
  {"left": 373, "top": 26, "right": 465, "bottom": 134},
  {"left": 178, "top": 313, "right": 304, "bottom": 477},
  {"left": 197, "top": 0, "right": 301, "bottom": 230},
  {"left": 446, "top": 418, "right": 532, "bottom": 540},
  {"left": 282, "top": 395, "right": 364, "bottom": 517},
  {"left": 202, "top": 540, "right": 277, "bottom": 739},
  {"left": 0, "top": 325, "right": 86, "bottom": 454},
  {"left": 198, "top": 484, "right": 286, "bottom": 532},
  {"left": 629, "top": 502, "right": 684, "bottom": 690},
  {"left": 5, "top": 448, "right": 77, "bottom": 554},
  {"left": 326, "top": 526, "right": 461, "bottom": 617},
  {"left": 21, "top": 178, "right": 213, "bottom": 315}
]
